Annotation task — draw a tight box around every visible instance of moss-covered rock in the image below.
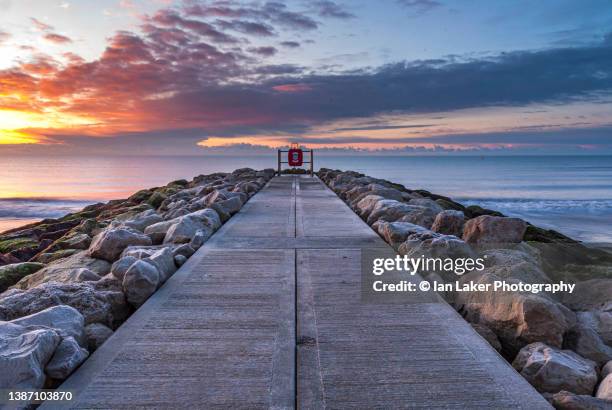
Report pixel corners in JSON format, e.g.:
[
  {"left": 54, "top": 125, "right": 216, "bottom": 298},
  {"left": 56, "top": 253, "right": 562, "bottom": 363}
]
[
  {"left": 128, "top": 189, "right": 154, "bottom": 203},
  {"left": 147, "top": 191, "right": 167, "bottom": 209},
  {"left": 0, "top": 238, "right": 38, "bottom": 254},
  {"left": 523, "top": 224, "right": 576, "bottom": 243},
  {"left": 0, "top": 262, "right": 45, "bottom": 292},
  {"left": 32, "top": 249, "right": 80, "bottom": 264},
  {"left": 436, "top": 198, "right": 467, "bottom": 212},
  {"left": 169, "top": 179, "right": 189, "bottom": 187},
  {"left": 465, "top": 205, "right": 505, "bottom": 218}
]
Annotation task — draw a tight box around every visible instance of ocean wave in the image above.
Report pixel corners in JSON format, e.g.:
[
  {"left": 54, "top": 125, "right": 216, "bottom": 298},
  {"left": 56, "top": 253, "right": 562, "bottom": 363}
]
[
  {"left": 459, "top": 198, "right": 612, "bottom": 213},
  {"left": 0, "top": 198, "right": 95, "bottom": 219}
]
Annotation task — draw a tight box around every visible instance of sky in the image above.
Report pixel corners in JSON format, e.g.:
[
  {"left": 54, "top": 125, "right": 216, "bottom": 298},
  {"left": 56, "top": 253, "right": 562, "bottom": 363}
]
[{"left": 0, "top": 0, "right": 611, "bottom": 155}]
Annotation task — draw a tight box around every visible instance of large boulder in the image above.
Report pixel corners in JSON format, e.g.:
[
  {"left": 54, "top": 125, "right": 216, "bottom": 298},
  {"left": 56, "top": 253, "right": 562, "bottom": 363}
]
[
  {"left": 0, "top": 281, "right": 129, "bottom": 327},
  {"left": 375, "top": 221, "right": 429, "bottom": 250},
  {"left": 0, "top": 322, "right": 61, "bottom": 389},
  {"left": 144, "top": 220, "right": 175, "bottom": 244},
  {"left": 478, "top": 247, "right": 551, "bottom": 284},
  {"left": 345, "top": 185, "right": 371, "bottom": 204},
  {"left": 11, "top": 305, "right": 86, "bottom": 347},
  {"left": 597, "top": 374, "right": 612, "bottom": 400},
  {"left": 144, "top": 247, "right": 177, "bottom": 283},
  {"left": 122, "top": 210, "right": 164, "bottom": 232},
  {"left": 12, "top": 251, "right": 111, "bottom": 290},
  {"left": 0, "top": 262, "right": 44, "bottom": 292},
  {"left": 367, "top": 200, "right": 435, "bottom": 226},
  {"left": 354, "top": 195, "right": 384, "bottom": 219},
  {"left": 431, "top": 210, "right": 465, "bottom": 237},
  {"left": 408, "top": 198, "right": 444, "bottom": 214},
  {"left": 84, "top": 323, "right": 113, "bottom": 352},
  {"left": 89, "top": 227, "right": 152, "bottom": 262},
  {"left": 564, "top": 311, "right": 612, "bottom": 366},
  {"left": 462, "top": 215, "right": 527, "bottom": 246},
  {"left": 454, "top": 271, "right": 575, "bottom": 355},
  {"left": 211, "top": 197, "right": 243, "bottom": 216},
  {"left": 51, "top": 233, "right": 92, "bottom": 251},
  {"left": 163, "top": 214, "right": 214, "bottom": 244},
  {"left": 44, "top": 336, "right": 89, "bottom": 380},
  {"left": 189, "top": 208, "right": 222, "bottom": 230},
  {"left": 111, "top": 256, "right": 138, "bottom": 281},
  {"left": 399, "top": 231, "right": 475, "bottom": 260},
  {"left": 174, "top": 254, "right": 188, "bottom": 267},
  {"left": 122, "top": 260, "right": 160, "bottom": 308},
  {"left": 349, "top": 184, "right": 403, "bottom": 206},
  {"left": 172, "top": 244, "right": 196, "bottom": 259},
  {"left": 551, "top": 390, "right": 612, "bottom": 410},
  {"left": 512, "top": 342, "right": 598, "bottom": 395},
  {"left": 562, "top": 279, "right": 612, "bottom": 311},
  {"left": 396, "top": 206, "right": 439, "bottom": 228}
]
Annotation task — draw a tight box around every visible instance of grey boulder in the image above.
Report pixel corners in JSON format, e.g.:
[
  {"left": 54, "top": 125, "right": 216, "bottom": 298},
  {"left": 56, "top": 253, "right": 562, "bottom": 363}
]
[
  {"left": 13, "top": 251, "right": 111, "bottom": 290},
  {"left": 0, "top": 281, "right": 129, "bottom": 327},
  {"left": 44, "top": 336, "right": 89, "bottom": 380},
  {"left": 174, "top": 254, "right": 188, "bottom": 267},
  {"left": 122, "top": 260, "right": 160, "bottom": 308},
  {"left": 551, "top": 390, "right": 612, "bottom": 410},
  {"left": 463, "top": 215, "right": 527, "bottom": 246},
  {"left": 85, "top": 323, "right": 114, "bottom": 352},
  {"left": 123, "top": 210, "right": 164, "bottom": 232},
  {"left": 564, "top": 311, "right": 612, "bottom": 366},
  {"left": 375, "top": 221, "right": 430, "bottom": 250},
  {"left": 164, "top": 214, "right": 214, "bottom": 244},
  {"left": 431, "top": 210, "right": 465, "bottom": 237},
  {"left": 512, "top": 342, "right": 598, "bottom": 395},
  {"left": 111, "top": 256, "right": 139, "bottom": 281},
  {"left": 144, "top": 247, "right": 177, "bottom": 283},
  {"left": 0, "top": 322, "right": 61, "bottom": 389},
  {"left": 11, "top": 305, "right": 86, "bottom": 347},
  {"left": 144, "top": 220, "right": 175, "bottom": 244},
  {"left": 89, "top": 227, "right": 152, "bottom": 262}
]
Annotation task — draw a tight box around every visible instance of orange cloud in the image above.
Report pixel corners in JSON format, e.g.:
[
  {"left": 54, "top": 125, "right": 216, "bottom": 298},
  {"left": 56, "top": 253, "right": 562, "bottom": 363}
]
[
  {"left": 43, "top": 33, "right": 72, "bottom": 44},
  {"left": 273, "top": 83, "right": 312, "bottom": 93}
]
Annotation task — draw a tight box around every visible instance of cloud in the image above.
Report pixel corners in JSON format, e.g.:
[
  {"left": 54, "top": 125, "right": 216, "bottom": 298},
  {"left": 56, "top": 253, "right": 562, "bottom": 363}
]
[
  {"left": 150, "top": 9, "right": 239, "bottom": 44},
  {"left": 0, "top": 30, "right": 10, "bottom": 45},
  {"left": 311, "top": 1, "right": 354, "bottom": 19},
  {"left": 280, "top": 40, "right": 300, "bottom": 48},
  {"left": 43, "top": 33, "right": 72, "bottom": 44},
  {"left": 272, "top": 83, "right": 312, "bottom": 92},
  {"left": 330, "top": 124, "right": 437, "bottom": 132},
  {"left": 215, "top": 19, "right": 275, "bottom": 36},
  {"left": 31, "top": 17, "right": 54, "bottom": 31},
  {"left": 185, "top": 1, "right": 319, "bottom": 31},
  {"left": 248, "top": 46, "right": 277, "bottom": 56},
  {"left": 4, "top": 3, "right": 612, "bottom": 153},
  {"left": 396, "top": 0, "right": 442, "bottom": 13}
]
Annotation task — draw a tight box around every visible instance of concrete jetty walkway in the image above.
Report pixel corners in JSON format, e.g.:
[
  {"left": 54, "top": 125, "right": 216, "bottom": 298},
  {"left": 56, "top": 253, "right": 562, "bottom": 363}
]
[{"left": 46, "top": 176, "right": 550, "bottom": 409}]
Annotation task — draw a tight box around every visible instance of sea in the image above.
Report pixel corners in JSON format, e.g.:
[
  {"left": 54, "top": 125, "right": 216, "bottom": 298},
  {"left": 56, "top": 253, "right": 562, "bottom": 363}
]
[{"left": 1, "top": 155, "right": 611, "bottom": 242}]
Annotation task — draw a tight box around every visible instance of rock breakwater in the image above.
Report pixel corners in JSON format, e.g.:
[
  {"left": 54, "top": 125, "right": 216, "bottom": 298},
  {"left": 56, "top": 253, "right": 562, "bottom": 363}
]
[
  {"left": 0, "top": 168, "right": 275, "bottom": 397},
  {"left": 318, "top": 168, "right": 612, "bottom": 408}
]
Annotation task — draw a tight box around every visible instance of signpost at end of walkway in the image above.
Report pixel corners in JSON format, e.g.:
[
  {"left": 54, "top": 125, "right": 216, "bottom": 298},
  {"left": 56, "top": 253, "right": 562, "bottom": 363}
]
[{"left": 277, "top": 143, "right": 314, "bottom": 176}]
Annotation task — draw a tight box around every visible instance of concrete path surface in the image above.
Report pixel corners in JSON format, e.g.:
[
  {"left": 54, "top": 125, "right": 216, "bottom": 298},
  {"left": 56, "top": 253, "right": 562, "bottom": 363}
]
[{"left": 44, "top": 175, "right": 550, "bottom": 409}]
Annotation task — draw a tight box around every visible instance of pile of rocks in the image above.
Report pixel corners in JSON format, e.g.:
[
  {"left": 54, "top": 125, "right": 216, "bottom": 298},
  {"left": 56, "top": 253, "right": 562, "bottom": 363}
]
[
  {"left": 318, "top": 168, "right": 612, "bottom": 409},
  {"left": 0, "top": 168, "right": 274, "bottom": 392}
]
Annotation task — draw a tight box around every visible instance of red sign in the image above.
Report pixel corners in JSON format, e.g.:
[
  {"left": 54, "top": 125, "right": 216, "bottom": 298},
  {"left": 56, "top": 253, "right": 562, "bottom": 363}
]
[{"left": 288, "top": 148, "right": 303, "bottom": 166}]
